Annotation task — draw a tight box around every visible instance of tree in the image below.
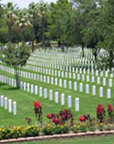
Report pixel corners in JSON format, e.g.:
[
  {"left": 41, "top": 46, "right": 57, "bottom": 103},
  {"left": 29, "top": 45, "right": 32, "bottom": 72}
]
[
  {"left": 15, "top": 9, "right": 32, "bottom": 46},
  {"left": 28, "top": 2, "right": 39, "bottom": 52},
  {"left": 5, "top": 2, "right": 17, "bottom": 43},
  {"left": 37, "top": 1, "right": 48, "bottom": 48},
  {"left": 0, "top": 46, "right": 30, "bottom": 88},
  {"left": 48, "top": 0, "right": 73, "bottom": 51}
]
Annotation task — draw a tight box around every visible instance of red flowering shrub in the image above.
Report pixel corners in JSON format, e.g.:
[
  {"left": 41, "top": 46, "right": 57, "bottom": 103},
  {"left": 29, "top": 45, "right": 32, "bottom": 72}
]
[
  {"left": 34, "top": 101, "right": 41, "bottom": 108},
  {"left": 52, "top": 118, "right": 59, "bottom": 125},
  {"left": 96, "top": 104, "right": 105, "bottom": 122},
  {"left": 46, "top": 114, "right": 52, "bottom": 119},
  {"left": 34, "top": 101, "right": 42, "bottom": 123},
  {"left": 46, "top": 109, "right": 73, "bottom": 125},
  {"left": 107, "top": 104, "right": 113, "bottom": 119},
  {"left": 79, "top": 115, "right": 86, "bottom": 122}
]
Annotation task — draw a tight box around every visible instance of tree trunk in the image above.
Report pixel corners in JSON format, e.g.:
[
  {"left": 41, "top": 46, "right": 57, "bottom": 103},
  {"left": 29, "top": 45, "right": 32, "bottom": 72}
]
[
  {"left": 82, "top": 46, "right": 84, "bottom": 57},
  {"left": 31, "top": 40, "right": 34, "bottom": 52},
  {"left": 15, "top": 69, "right": 20, "bottom": 88},
  {"left": 93, "top": 49, "right": 97, "bottom": 62},
  {"left": 8, "top": 25, "right": 12, "bottom": 46},
  {"left": 42, "top": 14, "right": 45, "bottom": 49},
  {"left": 61, "top": 42, "right": 65, "bottom": 52},
  {"left": 109, "top": 51, "right": 113, "bottom": 70}
]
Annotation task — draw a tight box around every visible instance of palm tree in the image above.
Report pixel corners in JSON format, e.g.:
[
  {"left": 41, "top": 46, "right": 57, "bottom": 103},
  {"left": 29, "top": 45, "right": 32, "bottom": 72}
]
[
  {"left": 15, "top": 9, "right": 32, "bottom": 46},
  {"left": 28, "top": 2, "right": 38, "bottom": 52},
  {"left": 5, "top": 2, "right": 17, "bottom": 43},
  {"left": 37, "top": 1, "right": 48, "bottom": 48}
]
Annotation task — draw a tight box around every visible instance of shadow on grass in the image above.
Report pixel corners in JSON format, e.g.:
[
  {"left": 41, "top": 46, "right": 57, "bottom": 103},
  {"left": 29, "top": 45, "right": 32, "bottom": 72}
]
[
  {"left": 0, "top": 83, "right": 7, "bottom": 86},
  {"left": 7, "top": 87, "right": 20, "bottom": 91}
]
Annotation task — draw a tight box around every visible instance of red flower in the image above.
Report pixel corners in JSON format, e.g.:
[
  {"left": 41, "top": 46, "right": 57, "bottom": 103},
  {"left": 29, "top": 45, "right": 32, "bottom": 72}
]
[
  {"left": 79, "top": 115, "right": 86, "bottom": 122},
  {"left": 96, "top": 104, "right": 104, "bottom": 114},
  {"left": 61, "top": 115, "right": 66, "bottom": 120},
  {"left": 108, "top": 104, "right": 113, "bottom": 112},
  {"left": 34, "top": 101, "right": 41, "bottom": 108},
  {"left": 63, "top": 110, "right": 69, "bottom": 114},
  {"left": 52, "top": 118, "right": 59, "bottom": 125},
  {"left": 46, "top": 114, "right": 52, "bottom": 119}
]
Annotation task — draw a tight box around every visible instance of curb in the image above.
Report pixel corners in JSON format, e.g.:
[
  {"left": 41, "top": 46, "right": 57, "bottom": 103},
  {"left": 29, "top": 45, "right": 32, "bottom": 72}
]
[{"left": 0, "top": 130, "right": 114, "bottom": 143}]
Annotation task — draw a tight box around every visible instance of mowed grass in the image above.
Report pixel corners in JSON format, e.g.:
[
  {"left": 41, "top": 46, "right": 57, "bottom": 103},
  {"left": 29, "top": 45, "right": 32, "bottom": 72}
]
[
  {"left": 0, "top": 56, "right": 114, "bottom": 127},
  {"left": 0, "top": 75, "right": 113, "bottom": 127},
  {"left": 15, "top": 135, "right": 114, "bottom": 144}
]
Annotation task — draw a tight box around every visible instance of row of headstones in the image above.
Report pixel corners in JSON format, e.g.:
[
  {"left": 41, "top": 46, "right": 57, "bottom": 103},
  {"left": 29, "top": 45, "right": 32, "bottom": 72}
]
[
  {"left": 0, "top": 70, "right": 112, "bottom": 99},
  {"left": 1, "top": 62, "right": 113, "bottom": 89},
  {"left": 0, "top": 95, "right": 17, "bottom": 115},
  {"left": 0, "top": 74, "right": 80, "bottom": 111},
  {"left": 25, "top": 62, "right": 113, "bottom": 78},
  {"left": 31, "top": 51, "right": 95, "bottom": 64},
  {"left": 19, "top": 69, "right": 113, "bottom": 87},
  {"left": 20, "top": 81, "right": 111, "bottom": 99},
  {"left": 20, "top": 82, "right": 80, "bottom": 111},
  {"left": 0, "top": 64, "right": 113, "bottom": 89},
  {"left": 27, "top": 59, "right": 96, "bottom": 71}
]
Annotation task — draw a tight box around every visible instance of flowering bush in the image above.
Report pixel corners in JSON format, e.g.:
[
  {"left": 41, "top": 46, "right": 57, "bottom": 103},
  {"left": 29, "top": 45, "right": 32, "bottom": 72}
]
[
  {"left": 79, "top": 115, "right": 86, "bottom": 122},
  {"left": 34, "top": 101, "right": 42, "bottom": 123},
  {"left": 96, "top": 104, "right": 105, "bottom": 122},
  {"left": 46, "top": 109, "right": 73, "bottom": 125}
]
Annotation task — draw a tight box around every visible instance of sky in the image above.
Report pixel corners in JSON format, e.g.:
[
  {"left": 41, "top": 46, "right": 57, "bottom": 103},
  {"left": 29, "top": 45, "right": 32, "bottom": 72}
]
[{"left": 1, "top": 0, "right": 57, "bottom": 8}]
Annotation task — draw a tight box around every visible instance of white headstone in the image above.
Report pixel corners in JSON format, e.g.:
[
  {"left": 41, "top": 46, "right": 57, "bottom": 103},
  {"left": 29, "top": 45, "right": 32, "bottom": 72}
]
[
  {"left": 55, "top": 78, "right": 58, "bottom": 85},
  {"left": 39, "top": 87, "right": 42, "bottom": 97},
  {"left": 68, "top": 96, "right": 72, "bottom": 108},
  {"left": 55, "top": 91, "right": 59, "bottom": 103},
  {"left": 59, "top": 79, "right": 62, "bottom": 87},
  {"left": 109, "top": 79, "right": 112, "bottom": 87},
  {"left": 13, "top": 101, "right": 17, "bottom": 115},
  {"left": 77, "top": 74, "right": 80, "bottom": 80},
  {"left": 0, "top": 95, "right": 3, "bottom": 107},
  {"left": 97, "top": 77, "right": 100, "bottom": 84},
  {"left": 31, "top": 84, "right": 34, "bottom": 93},
  {"left": 20, "top": 81, "right": 23, "bottom": 89},
  {"left": 74, "top": 82, "right": 77, "bottom": 91},
  {"left": 64, "top": 80, "right": 67, "bottom": 88},
  {"left": 61, "top": 93, "right": 65, "bottom": 105},
  {"left": 86, "top": 84, "right": 89, "bottom": 94},
  {"left": 92, "top": 76, "right": 95, "bottom": 83},
  {"left": 92, "top": 85, "right": 96, "bottom": 95},
  {"left": 44, "top": 76, "right": 46, "bottom": 83},
  {"left": 8, "top": 99, "right": 12, "bottom": 112},
  {"left": 69, "top": 81, "right": 72, "bottom": 89},
  {"left": 82, "top": 75, "right": 85, "bottom": 81},
  {"left": 86, "top": 75, "right": 90, "bottom": 82},
  {"left": 73, "top": 73, "right": 76, "bottom": 79},
  {"left": 75, "top": 98, "right": 79, "bottom": 111},
  {"left": 27, "top": 83, "right": 30, "bottom": 92},
  {"left": 107, "top": 89, "right": 111, "bottom": 99},
  {"left": 51, "top": 77, "right": 54, "bottom": 85},
  {"left": 99, "top": 87, "right": 103, "bottom": 97},
  {"left": 24, "top": 82, "right": 26, "bottom": 91},
  {"left": 69, "top": 72, "right": 72, "bottom": 79},
  {"left": 47, "top": 76, "right": 50, "bottom": 84},
  {"left": 49, "top": 90, "right": 53, "bottom": 100},
  {"left": 35, "top": 85, "right": 38, "bottom": 95},
  {"left": 44, "top": 88, "right": 47, "bottom": 98},
  {"left": 103, "top": 78, "right": 106, "bottom": 86},
  {"left": 79, "top": 83, "right": 83, "bottom": 92},
  {"left": 4, "top": 97, "right": 8, "bottom": 109}
]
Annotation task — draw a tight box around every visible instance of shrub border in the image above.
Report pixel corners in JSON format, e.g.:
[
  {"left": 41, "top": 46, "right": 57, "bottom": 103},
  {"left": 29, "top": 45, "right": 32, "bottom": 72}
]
[{"left": 0, "top": 130, "right": 114, "bottom": 143}]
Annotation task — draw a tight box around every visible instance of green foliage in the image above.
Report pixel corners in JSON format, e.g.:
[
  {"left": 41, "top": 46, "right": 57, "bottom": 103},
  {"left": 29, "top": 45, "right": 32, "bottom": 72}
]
[
  {"left": 0, "top": 28, "right": 8, "bottom": 44},
  {"left": 0, "top": 46, "right": 30, "bottom": 69}
]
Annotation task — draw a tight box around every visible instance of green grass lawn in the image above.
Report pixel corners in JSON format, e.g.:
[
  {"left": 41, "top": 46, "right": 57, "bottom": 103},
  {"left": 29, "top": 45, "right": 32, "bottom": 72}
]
[
  {"left": 14, "top": 135, "right": 114, "bottom": 144},
  {"left": 0, "top": 54, "right": 114, "bottom": 127}
]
